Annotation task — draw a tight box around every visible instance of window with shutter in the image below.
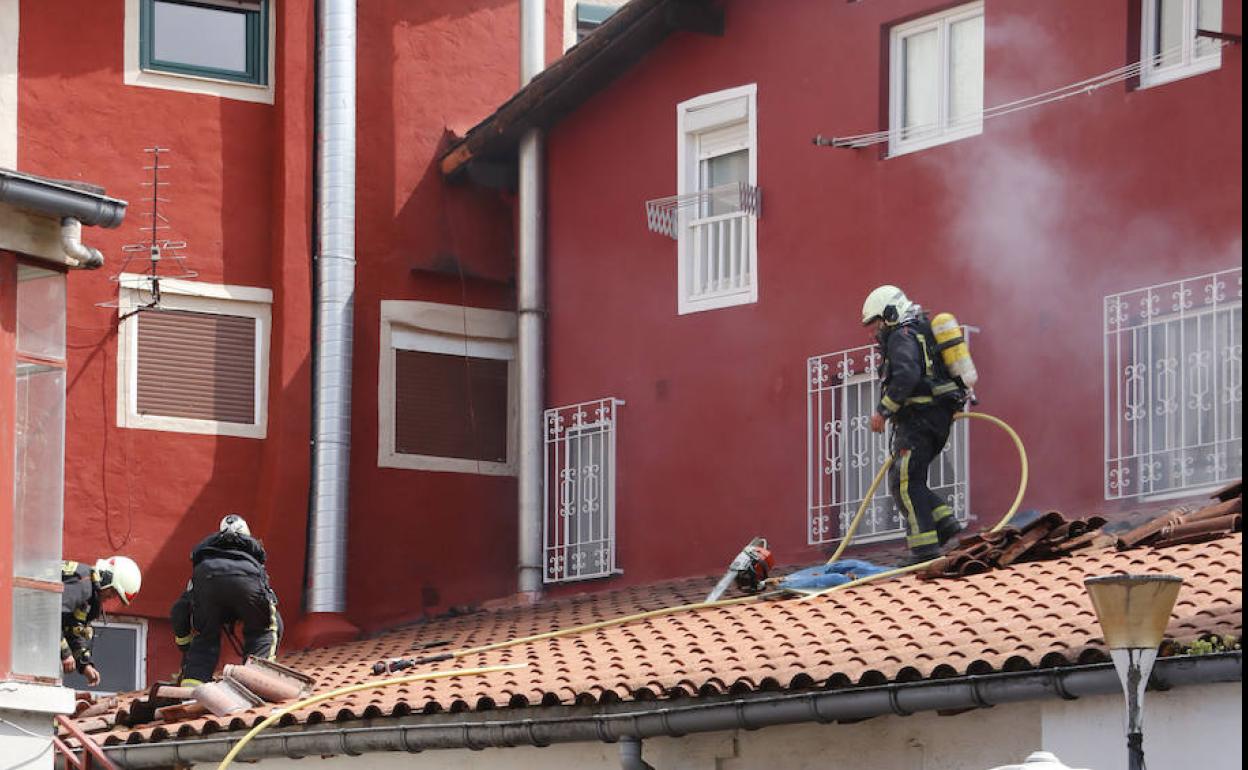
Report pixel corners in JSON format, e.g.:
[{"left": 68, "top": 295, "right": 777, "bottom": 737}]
[
  {"left": 136, "top": 309, "right": 256, "bottom": 424},
  {"left": 116, "top": 276, "right": 272, "bottom": 438},
  {"left": 378, "top": 301, "right": 517, "bottom": 475}
]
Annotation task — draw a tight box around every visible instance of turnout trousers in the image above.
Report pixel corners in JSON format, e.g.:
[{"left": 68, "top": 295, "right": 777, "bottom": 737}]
[
  {"left": 888, "top": 403, "right": 960, "bottom": 555},
  {"left": 180, "top": 557, "right": 281, "bottom": 684}
]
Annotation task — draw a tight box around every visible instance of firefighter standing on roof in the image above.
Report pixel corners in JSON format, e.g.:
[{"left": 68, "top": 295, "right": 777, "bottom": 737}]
[
  {"left": 861, "top": 285, "right": 967, "bottom": 564},
  {"left": 176, "top": 515, "right": 282, "bottom": 685},
  {"left": 62, "top": 556, "right": 143, "bottom": 687}
]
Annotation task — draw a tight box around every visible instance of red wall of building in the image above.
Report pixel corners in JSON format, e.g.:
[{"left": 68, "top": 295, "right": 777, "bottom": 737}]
[
  {"left": 541, "top": 0, "right": 1243, "bottom": 588},
  {"left": 16, "top": 0, "right": 561, "bottom": 684}
]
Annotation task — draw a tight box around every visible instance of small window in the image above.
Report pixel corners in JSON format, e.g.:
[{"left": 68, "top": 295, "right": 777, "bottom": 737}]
[
  {"left": 63, "top": 620, "right": 148, "bottom": 695},
  {"left": 140, "top": 0, "right": 268, "bottom": 85},
  {"left": 379, "top": 301, "right": 517, "bottom": 475},
  {"left": 116, "top": 276, "right": 272, "bottom": 439},
  {"left": 889, "top": 2, "right": 984, "bottom": 156},
  {"left": 676, "top": 84, "right": 759, "bottom": 314},
  {"left": 1140, "top": 0, "right": 1223, "bottom": 88}
]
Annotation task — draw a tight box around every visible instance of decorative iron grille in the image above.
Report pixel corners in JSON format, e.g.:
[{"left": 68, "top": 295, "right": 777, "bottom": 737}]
[
  {"left": 1104, "top": 267, "right": 1242, "bottom": 499},
  {"left": 807, "top": 342, "right": 970, "bottom": 546},
  {"left": 544, "top": 398, "right": 624, "bottom": 582}
]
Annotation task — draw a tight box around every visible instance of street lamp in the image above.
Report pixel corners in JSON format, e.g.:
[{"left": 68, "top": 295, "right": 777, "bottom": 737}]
[{"left": 1083, "top": 573, "right": 1184, "bottom": 770}]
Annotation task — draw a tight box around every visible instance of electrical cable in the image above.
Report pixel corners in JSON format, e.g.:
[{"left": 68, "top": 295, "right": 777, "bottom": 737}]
[
  {"left": 215, "top": 663, "right": 526, "bottom": 770},
  {"left": 818, "top": 41, "right": 1230, "bottom": 149}
]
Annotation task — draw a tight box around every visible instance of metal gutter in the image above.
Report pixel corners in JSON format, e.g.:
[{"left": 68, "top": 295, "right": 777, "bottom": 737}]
[
  {"left": 97, "top": 653, "right": 1241, "bottom": 768},
  {"left": 306, "top": 0, "right": 357, "bottom": 615},
  {"left": 0, "top": 168, "right": 128, "bottom": 229}
]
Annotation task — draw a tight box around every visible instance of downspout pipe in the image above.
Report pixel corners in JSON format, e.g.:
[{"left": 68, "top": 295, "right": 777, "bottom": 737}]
[
  {"left": 97, "top": 653, "right": 1241, "bottom": 768},
  {"left": 0, "top": 169, "right": 127, "bottom": 269},
  {"left": 60, "top": 218, "right": 104, "bottom": 269},
  {"left": 620, "top": 736, "right": 657, "bottom": 770},
  {"left": 516, "top": 0, "right": 545, "bottom": 595},
  {"left": 301, "top": 0, "right": 359, "bottom": 639}
]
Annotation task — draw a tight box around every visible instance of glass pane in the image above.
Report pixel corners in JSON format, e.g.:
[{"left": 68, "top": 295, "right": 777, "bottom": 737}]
[
  {"left": 16, "top": 265, "right": 66, "bottom": 360},
  {"left": 902, "top": 28, "right": 939, "bottom": 140},
  {"left": 153, "top": 1, "right": 249, "bottom": 73},
  {"left": 1195, "top": 0, "right": 1222, "bottom": 58},
  {"left": 1154, "top": 0, "right": 1184, "bottom": 68},
  {"left": 63, "top": 625, "right": 141, "bottom": 693},
  {"left": 949, "top": 15, "right": 984, "bottom": 127},
  {"left": 11, "top": 586, "right": 61, "bottom": 678},
  {"left": 14, "top": 365, "right": 66, "bottom": 582},
  {"left": 701, "top": 149, "right": 748, "bottom": 216}
]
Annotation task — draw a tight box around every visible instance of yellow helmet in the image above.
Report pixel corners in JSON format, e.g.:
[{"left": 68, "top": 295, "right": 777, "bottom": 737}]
[
  {"left": 861, "top": 285, "right": 913, "bottom": 326},
  {"left": 95, "top": 556, "right": 142, "bottom": 605}
]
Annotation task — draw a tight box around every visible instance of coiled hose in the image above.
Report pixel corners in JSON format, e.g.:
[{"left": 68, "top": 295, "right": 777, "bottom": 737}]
[{"left": 216, "top": 412, "right": 1027, "bottom": 768}]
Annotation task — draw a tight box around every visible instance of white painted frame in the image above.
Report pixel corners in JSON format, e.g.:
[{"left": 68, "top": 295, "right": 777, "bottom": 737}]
[
  {"left": 378, "top": 300, "right": 518, "bottom": 475},
  {"left": 123, "top": 0, "right": 276, "bottom": 104},
  {"left": 0, "top": 0, "right": 17, "bottom": 168},
  {"left": 1139, "top": 0, "right": 1223, "bottom": 89},
  {"left": 676, "top": 83, "right": 759, "bottom": 315},
  {"left": 71, "top": 618, "right": 148, "bottom": 696},
  {"left": 115, "top": 275, "right": 272, "bottom": 439},
  {"left": 888, "top": 1, "right": 984, "bottom": 157}
]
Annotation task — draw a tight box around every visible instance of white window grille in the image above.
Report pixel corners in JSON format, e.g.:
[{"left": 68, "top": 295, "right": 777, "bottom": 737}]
[
  {"left": 1140, "top": 0, "right": 1223, "bottom": 88},
  {"left": 544, "top": 398, "right": 623, "bottom": 582},
  {"left": 1104, "top": 267, "right": 1242, "bottom": 500},
  {"left": 663, "top": 83, "right": 758, "bottom": 315},
  {"left": 807, "top": 343, "right": 970, "bottom": 546},
  {"left": 888, "top": 1, "right": 984, "bottom": 157}
]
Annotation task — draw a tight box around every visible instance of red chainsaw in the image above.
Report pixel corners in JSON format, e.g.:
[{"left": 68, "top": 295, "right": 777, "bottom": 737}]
[{"left": 705, "top": 537, "right": 774, "bottom": 602}]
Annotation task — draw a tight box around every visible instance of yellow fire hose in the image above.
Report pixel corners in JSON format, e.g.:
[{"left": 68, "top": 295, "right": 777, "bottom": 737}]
[
  {"left": 214, "top": 412, "right": 1026, "bottom": 768},
  {"left": 216, "top": 663, "right": 527, "bottom": 770},
  {"left": 798, "top": 411, "right": 1029, "bottom": 602}
]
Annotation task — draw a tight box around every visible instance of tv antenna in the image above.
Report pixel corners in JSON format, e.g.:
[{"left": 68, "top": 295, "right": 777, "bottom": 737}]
[{"left": 98, "top": 147, "right": 197, "bottom": 317}]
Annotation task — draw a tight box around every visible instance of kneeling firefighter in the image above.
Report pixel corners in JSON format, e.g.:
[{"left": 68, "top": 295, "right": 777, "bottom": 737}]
[
  {"left": 861, "top": 285, "right": 976, "bottom": 564},
  {"left": 175, "top": 515, "right": 282, "bottom": 685}
]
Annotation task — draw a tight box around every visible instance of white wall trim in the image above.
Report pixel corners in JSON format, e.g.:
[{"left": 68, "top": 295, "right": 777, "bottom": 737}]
[
  {"left": 0, "top": 0, "right": 17, "bottom": 168},
  {"left": 122, "top": 0, "right": 276, "bottom": 105},
  {"left": 1138, "top": 0, "right": 1223, "bottom": 89},
  {"left": 675, "top": 83, "right": 759, "bottom": 315},
  {"left": 115, "top": 277, "right": 272, "bottom": 438},
  {"left": 378, "top": 301, "right": 518, "bottom": 475}
]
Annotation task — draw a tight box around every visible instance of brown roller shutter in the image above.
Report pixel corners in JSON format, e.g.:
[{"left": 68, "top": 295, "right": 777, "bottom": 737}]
[
  {"left": 394, "top": 350, "right": 508, "bottom": 462},
  {"left": 136, "top": 309, "right": 257, "bottom": 424}
]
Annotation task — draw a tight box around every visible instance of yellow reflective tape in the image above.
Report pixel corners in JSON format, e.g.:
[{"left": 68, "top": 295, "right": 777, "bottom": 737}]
[
  {"left": 73, "top": 608, "right": 89, "bottom": 621},
  {"left": 881, "top": 395, "right": 901, "bottom": 413},
  {"left": 916, "top": 333, "right": 934, "bottom": 377},
  {"left": 932, "top": 381, "right": 959, "bottom": 396},
  {"left": 180, "top": 678, "right": 203, "bottom": 687},
  {"left": 174, "top": 632, "right": 195, "bottom": 646},
  {"left": 933, "top": 505, "right": 953, "bottom": 522},
  {"left": 907, "top": 530, "right": 939, "bottom": 547},
  {"left": 904, "top": 395, "right": 933, "bottom": 405},
  {"left": 899, "top": 453, "right": 920, "bottom": 537},
  {"left": 62, "top": 561, "right": 78, "bottom": 575},
  {"left": 266, "top": 600, "right": 279, "bottom": 660}
]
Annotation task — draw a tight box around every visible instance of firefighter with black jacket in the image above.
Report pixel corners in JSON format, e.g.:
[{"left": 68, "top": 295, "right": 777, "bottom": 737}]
[
  {"left": 62, "top": 556, "right": 143, "bottom": 686},
  {"left": 176, "top": 515, "right": 282, "bottom": 685},
  {"left": 861, "top": 285, "right": 966, "bottom": 564}
]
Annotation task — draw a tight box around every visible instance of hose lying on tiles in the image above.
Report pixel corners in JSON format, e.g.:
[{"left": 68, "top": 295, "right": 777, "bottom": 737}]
[
  {"left": 369, "top": 413, "right": 1026, "bottom": 664},
  {"left": 795, "top": 410, "right": 1029, "bottom": 602},
  {"left": 215, "top": 663, "right": 527, "bottom": 770}
]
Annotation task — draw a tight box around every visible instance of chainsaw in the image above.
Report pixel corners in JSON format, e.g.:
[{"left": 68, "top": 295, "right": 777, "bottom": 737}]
[{"left": 705, "top": 537, "right": 774, "bottom": 602}]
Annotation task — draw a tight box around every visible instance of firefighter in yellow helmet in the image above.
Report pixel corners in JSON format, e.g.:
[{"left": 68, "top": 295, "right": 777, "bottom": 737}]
[
  {"left": 861, "top": 286, "right": 967, "bottom": 564},
  {"left": 61, "top": 556, "right": 142, "bottom": 687}
]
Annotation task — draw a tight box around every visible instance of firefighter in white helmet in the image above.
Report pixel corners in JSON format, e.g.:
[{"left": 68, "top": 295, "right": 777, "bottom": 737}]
[
  {"left": 861, "top": 285, "right": 967, "bottom": 564},
  {"left": 61, "top": 556, "right": 142, "bottom": 686},
  {"left": 174, "top": 514, "right": 282, "bottom": 685}
]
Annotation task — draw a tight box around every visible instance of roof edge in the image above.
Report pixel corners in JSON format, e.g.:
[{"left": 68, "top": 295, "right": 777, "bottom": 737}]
[
  {"left": 98, "top": 652, "right": 1242, "bottom": 767},
  {"left": 0, "top": 168, "right": 128, "bottom": 229}
]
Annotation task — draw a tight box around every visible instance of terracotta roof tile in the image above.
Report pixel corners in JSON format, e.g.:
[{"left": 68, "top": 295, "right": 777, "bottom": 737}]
[{"left": 88, "top": 534, "right": 1242, "bottom": 746}]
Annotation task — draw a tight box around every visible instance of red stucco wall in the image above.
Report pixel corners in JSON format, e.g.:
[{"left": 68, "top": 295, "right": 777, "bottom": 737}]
[
  {"left": 541, "top": 0, "right": 1243, "bottom": 588},
  {"left": 17, "top": 0, "right": 559, "bottom": 684}
]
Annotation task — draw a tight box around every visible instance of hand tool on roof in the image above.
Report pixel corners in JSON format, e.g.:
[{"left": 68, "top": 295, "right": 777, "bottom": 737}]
[{"left": 704, "top": 537, "right": 774, "bottom": 602}]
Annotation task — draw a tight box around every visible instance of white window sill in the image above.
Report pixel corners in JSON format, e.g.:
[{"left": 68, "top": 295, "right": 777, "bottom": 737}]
[
  {"left": 678, "top": 287, "right": 758, "bottom": 315},
  {"left": 378, "top": 450, "right": 516, "bottom": 476},
  {"left": 1138, "top": 483, "right": 1227, "bottom": 504},
  {"left": 888, "top": 123, "right": 983, "bottom": 158},
  {"left": 121, "top": 413, "right": 267, "bottom": 439},
  {"left": 1138, "top": 56, "right": 1222, "bottom": 90},
  {"left": 0, "top": 680, "right": 75, "bottom": 715}
]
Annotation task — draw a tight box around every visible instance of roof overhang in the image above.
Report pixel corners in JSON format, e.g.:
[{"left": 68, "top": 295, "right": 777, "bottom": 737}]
[
  {"left": 439, "top": 0, "right": 724, "bottom": 182},
  {"left": 0, "top": 167, "right": 128, "bottom": 268}
]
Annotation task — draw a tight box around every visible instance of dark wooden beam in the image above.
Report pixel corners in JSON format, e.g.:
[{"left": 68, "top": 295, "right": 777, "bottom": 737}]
[{"left": 665, "top": 1, "right": 724, "bottom": 36}]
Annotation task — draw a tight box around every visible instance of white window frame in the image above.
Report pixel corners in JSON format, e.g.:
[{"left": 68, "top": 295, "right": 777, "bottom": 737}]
[
  {"left": 1139, "top": 0, "right": 1223, "bottom": 89},
  {"left": 676, "top": 83, "right": 759, "bottom": 315},
  {"left": 888, "top": 1, "right": 984, "bottom": 157},
  {"left": 63, "top": 618, "right": 148, "bottom": 696},
  {"left": 123, "top": 0, "right": 276, "bottom": 104},
  {"left": 378, "top": 300, "right": 518, "bottom": 475},
  {"left": 116, "top": 275, "right": 272, "bottom": 439}
]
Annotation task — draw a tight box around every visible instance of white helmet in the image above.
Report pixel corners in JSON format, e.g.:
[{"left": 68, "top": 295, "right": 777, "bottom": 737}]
[
  {"left": 861, "top": 285, "right": 913, "bottom": 326},
  {"left": 220, "top": 514, "right": 251, "bottom": 537},
  {"left": 95, "top": 556, "right": 142, "bottom": 605}
]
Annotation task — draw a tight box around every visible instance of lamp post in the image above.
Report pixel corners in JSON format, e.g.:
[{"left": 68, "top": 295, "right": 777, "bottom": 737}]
[{"left": 1083, "top": 573, "right": 1183, "bottom": 770}]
